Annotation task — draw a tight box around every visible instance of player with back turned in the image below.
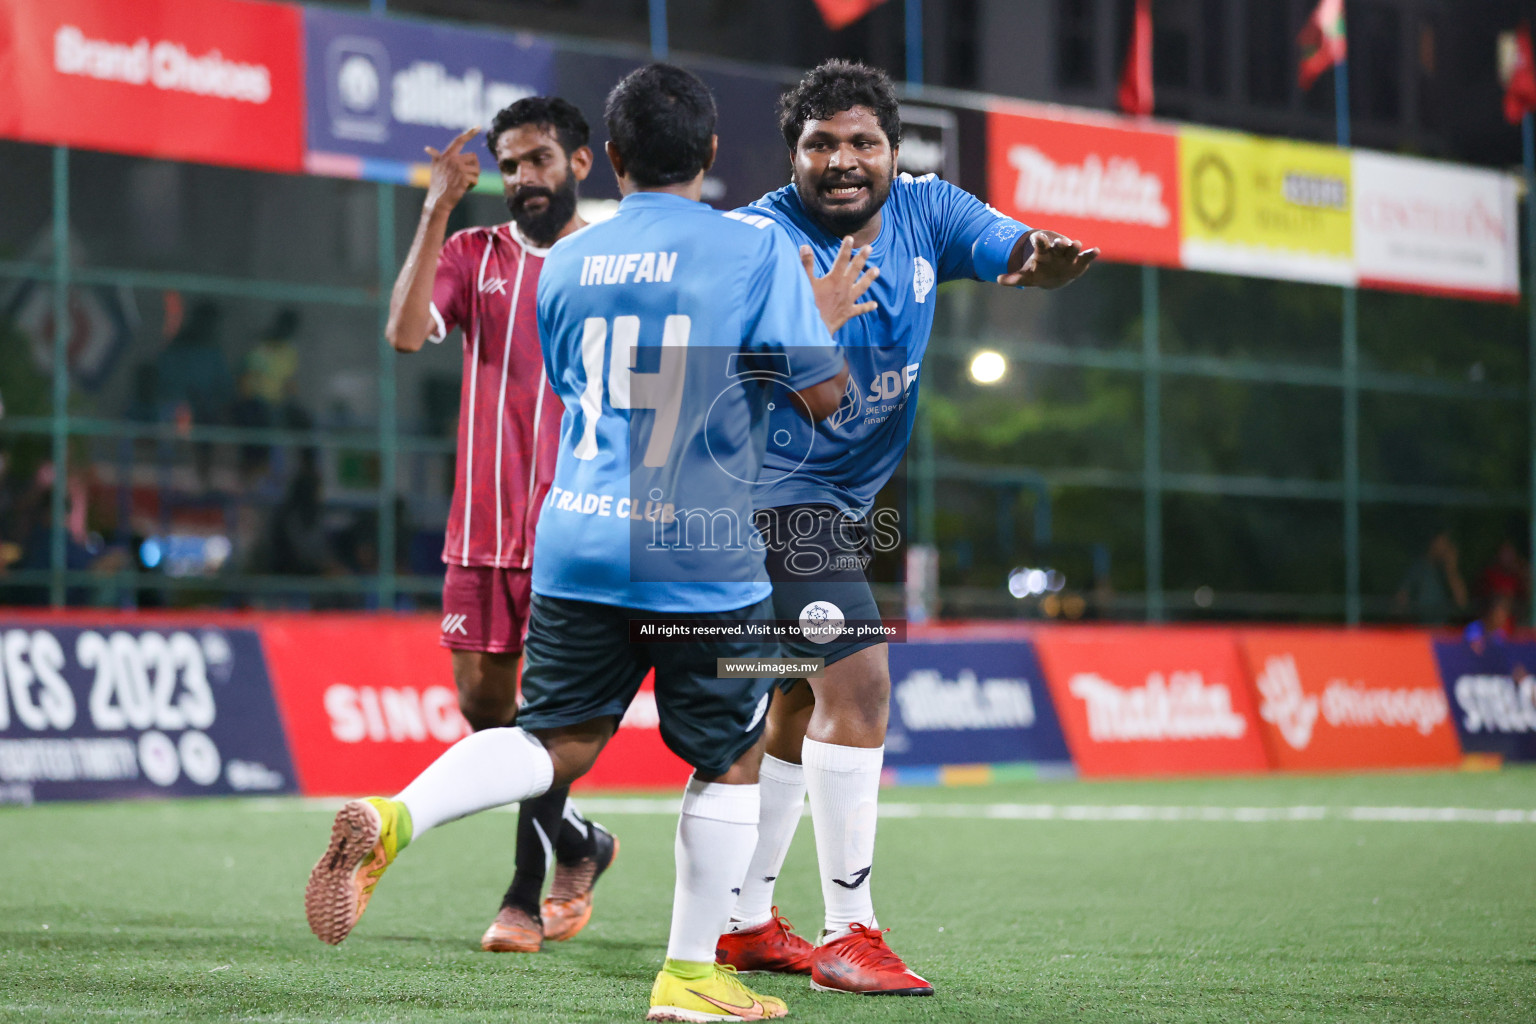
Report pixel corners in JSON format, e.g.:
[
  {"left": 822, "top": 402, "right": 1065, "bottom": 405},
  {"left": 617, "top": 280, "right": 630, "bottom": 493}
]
[
  {"left": 715, "top": 60, "right": 1098, "bottom": 996},
  {"left": 305, "top": 62, "right": 878, "bottom": 1022},
  {"left": 383, "top": 97, "right": 617, "bottom": 955}
]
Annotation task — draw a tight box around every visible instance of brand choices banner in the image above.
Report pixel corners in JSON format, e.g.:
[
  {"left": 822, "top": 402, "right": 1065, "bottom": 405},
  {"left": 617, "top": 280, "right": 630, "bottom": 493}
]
[
  {"left": 886, "top": 640, "right": 1070, "bottom": 768},
  {"left": 1241, "top": 630, "right": 1460, "bottom": 771},
  {"left": 0, "top": 621, "right": 297, "bottom": 804},
  {"left": 986, "top": 108, "right": 1181, "bottom": 268},
  {"left": 1432, "top": 638, "right": 1536, "bottom": 762},
  {"left": 0, "top": 0, "right": 304, "bottom": 173},
  {"left": 1032, "top": 628, "right": 1270, "bottom": 777},
  {"left": 302, "top": 7, "right": 553, "bottom": 185}
]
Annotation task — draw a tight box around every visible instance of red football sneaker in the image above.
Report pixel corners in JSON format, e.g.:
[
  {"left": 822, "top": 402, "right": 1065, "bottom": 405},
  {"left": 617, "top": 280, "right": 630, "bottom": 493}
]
[
  {"left": 810, "top": 924, "right": 933, "bottom": 996},
  {"left": 715, "top": 908, "right": 814, "bottom": 974}
]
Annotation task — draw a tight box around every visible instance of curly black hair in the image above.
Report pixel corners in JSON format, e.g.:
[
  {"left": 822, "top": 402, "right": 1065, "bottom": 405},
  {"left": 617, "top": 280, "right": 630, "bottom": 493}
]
[
  {"left": 778, "top": 59, "right": 902, "bottom": 151},
  {"left": 487, "top": 96, "right": 590, "bottom": 158}
]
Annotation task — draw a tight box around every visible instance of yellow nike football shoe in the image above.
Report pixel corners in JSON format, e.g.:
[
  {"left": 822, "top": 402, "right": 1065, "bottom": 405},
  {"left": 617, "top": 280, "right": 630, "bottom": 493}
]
[
  {"left": 305, "top": 797, "right": 411, "bottom": 945},
  {"left": 646, "top": 961, "right": 788, "bottom": 1022}
]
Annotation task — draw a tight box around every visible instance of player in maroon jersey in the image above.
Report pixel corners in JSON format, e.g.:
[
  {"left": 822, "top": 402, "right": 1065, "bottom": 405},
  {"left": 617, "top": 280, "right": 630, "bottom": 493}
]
[{"left": 384, "top": 97, "right": 616, "bottom": 955}]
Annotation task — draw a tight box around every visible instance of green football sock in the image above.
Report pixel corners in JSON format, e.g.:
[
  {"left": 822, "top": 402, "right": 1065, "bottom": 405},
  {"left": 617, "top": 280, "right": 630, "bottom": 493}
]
[{"left": 662, "top": 958, "right": 715, "bottom": 981}]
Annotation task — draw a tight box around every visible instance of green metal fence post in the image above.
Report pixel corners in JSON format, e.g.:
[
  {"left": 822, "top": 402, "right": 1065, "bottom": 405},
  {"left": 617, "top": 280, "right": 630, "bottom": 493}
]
[
  {"left": 1142, "top": 264, "right": 1163, "bottom": 621},
  {"left": 49, "top": 146, "right": 71, "bottom": 608},
  {"left": 1343, "top": 286, "right": 1360, "bottom": 625},
  {"left": 377, "top": 183, "right": 397, "bottom": 609}
]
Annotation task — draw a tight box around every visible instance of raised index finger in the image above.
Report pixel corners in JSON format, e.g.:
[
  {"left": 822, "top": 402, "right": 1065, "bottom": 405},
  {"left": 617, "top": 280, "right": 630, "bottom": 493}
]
[{"left": 444, "top": 126, "right": 481, "bottom": 156}]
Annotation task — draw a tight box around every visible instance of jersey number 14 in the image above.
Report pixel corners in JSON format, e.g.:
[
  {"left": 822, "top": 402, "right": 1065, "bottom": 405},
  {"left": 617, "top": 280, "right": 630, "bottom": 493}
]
[{"left": 572, "top": 314, "right": 690, "bottom": 468}]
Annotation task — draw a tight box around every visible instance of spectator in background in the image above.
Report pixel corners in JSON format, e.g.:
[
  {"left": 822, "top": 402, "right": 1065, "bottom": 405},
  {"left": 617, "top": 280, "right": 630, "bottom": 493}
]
[
  {"left": 267, "top": 450, "right": 343, "bottom": 595},
  {"left": 1475, "top": 539, "right": 1529, "bottom": 634},
  {"left": 1394, "top": 530, "right": 1470, "bottom": 624},
  {"left": 156, "top": 301, "right": 233, "bottom": 426},
  {"left": 231, "top": 309, "right": 312, "bottom": 483}
]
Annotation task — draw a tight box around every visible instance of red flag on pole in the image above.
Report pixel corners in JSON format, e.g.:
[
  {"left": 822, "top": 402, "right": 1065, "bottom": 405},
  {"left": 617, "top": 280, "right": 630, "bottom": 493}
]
[
  {"left": 1502, "top": 24, "right": 1536, "bottom": 123},
  {"left": 1298, "top": 0, "right": 1347, "bottom": 90},
  {"left": 1117, "top": 0, "right": 1154, "bottom": 116},
  {"left": 812, "top": 0, "right": 889, "bottom": 31}
]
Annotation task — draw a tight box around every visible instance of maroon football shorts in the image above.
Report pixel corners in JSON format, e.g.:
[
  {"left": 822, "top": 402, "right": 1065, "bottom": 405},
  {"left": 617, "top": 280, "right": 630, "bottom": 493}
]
[{"left": 439, "top": 564, "right": 534, "bottom": 654}]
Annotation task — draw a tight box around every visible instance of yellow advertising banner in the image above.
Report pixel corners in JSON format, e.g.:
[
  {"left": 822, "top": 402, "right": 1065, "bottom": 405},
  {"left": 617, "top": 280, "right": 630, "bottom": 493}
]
[{"left": 1178, "top": 128, "right": 1355, "bottom": 285}]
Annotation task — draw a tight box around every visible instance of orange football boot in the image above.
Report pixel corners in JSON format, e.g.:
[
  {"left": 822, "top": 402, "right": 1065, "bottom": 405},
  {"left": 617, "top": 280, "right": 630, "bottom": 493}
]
[{"left": 481, "top": 904, "right": 543, "bottom": 953}]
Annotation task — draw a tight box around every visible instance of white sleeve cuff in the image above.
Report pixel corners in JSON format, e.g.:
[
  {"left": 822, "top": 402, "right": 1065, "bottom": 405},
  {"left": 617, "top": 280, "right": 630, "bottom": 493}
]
[{"left": 427, "top": 302, "right": 449, "bottom": 344}]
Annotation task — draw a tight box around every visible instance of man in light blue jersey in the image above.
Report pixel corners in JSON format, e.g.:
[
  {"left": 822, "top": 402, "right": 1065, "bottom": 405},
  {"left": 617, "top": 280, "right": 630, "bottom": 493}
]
[
  {"left": 716, "top": 60, "right": 1097, "bottom": 995},
  {"left": 303, "top": 63, "right": 875, "bottom": 1022}
]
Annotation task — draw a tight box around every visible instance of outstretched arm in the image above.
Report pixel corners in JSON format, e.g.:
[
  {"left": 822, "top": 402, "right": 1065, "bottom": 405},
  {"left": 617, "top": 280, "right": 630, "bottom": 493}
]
[
  {"left": 385, "top": 127, "right": 481, "bottom": 353},
  {"left": 997, "top": 229, "right": 1099, "bottom": 290}
]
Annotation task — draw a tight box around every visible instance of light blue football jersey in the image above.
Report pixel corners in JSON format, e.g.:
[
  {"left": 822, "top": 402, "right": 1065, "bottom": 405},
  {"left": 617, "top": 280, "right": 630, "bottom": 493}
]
[
  {"left": 533, "top": 191, "right": 844, "bottom": 613},
  {"left": 744, "top": 174, "right": 1030, "bottom": 513}
]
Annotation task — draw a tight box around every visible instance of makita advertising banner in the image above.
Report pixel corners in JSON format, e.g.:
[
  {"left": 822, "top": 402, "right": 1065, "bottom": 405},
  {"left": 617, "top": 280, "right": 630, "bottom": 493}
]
[
  {"left": 0, "top": 0, "right": 304, "bottom": 173},
  {"left": 0, "top": 620, "right": 296, "bottom": 804},
  {"left": 1432, "top": 638, "right": 1536, "bottom": 762},
  {"left": 886, "top": 640, "right": 1071, "bottom": 769},
  {"left": 1241, "top": 630, "right": 1461, "bottom": 771},
  {"left": 261, "top": 615, "right": 689, "bottom": 796},
  {"left": 986, "top": 106, "right": 1181, "bottom": 268},
  {"left": 303, "top": 7, "right": 553, "bottom": 185},
  {"left": 1032, "top": 628, "right": 1269, "bottom": 777}
]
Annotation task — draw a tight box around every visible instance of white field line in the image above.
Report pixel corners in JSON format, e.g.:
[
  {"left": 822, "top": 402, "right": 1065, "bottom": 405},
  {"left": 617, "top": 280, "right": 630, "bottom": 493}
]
[{"left": 250, "top": 797, "right": 1536, "bottom": 824}]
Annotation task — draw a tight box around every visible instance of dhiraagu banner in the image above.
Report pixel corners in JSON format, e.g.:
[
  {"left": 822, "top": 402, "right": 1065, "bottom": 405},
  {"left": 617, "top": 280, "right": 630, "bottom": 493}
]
[{"left": 1178, "top": 127, "right": 1354, "bottom": 286}]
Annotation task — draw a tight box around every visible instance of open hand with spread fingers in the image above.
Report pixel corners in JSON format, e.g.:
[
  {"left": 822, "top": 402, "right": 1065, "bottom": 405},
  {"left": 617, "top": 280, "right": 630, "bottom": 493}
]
[
  {"left": 805, "top": 235, "right": 880, "bottom": 333},
  {"left": 999, "top": 229, "right": 1099, "bottom": 290},
  {"left": 423, "top": 126, "right": 482, "bottom": 214}
]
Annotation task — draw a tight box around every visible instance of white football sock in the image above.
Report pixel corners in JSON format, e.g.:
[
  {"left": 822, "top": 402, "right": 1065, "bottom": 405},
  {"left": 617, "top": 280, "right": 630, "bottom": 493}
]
[
  {"left": 395, "top": 726, "right": 554, "bottom": 838},
  {"left": 803, "top": 738, "right": 882, "bottom": 938},
  {"left": 667, "top": 777, "right": 760, "bottom": 963},
  {"left": 729, "top": 754, "right": 805, "bottom": 930}
]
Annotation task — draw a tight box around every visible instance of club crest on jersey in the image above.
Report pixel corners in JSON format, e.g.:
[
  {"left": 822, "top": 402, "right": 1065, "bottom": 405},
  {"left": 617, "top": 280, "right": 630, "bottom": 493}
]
[
  {"left": 912, "top": 256, "right": 935, "bottom": 304},
  {"left": 479, "top": 277, "right": 508, "bottom": 295},
  {"left": 440, "top": 613, "right": 469, "bottom": 635}
]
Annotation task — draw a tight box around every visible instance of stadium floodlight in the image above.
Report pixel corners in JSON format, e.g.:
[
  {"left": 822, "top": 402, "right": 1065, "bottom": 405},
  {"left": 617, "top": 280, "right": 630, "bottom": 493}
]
[
  {"left": 969, "top": 349, "right": 1006, "bottom": 384},
  {"left": 1007, "top": 566, "right": 1054, "bottom": 598}
]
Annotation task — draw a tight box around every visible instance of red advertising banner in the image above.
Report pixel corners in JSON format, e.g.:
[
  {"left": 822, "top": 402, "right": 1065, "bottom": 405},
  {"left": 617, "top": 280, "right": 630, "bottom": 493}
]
[
  {"left": 0, "top": 0, "right": 304, "bottom": 173},
  {"left": 985, "top": 106, "right": 1181, "bottom": 267},
  {"left": 1239, "top": 630, "right": 1461, "bottom": 771},
  {"left": 1032, "top": 627, "right": 1269, "bottom": 777},
  {"left": 261, "top": 615, "right": 690, "bottom": 796}
]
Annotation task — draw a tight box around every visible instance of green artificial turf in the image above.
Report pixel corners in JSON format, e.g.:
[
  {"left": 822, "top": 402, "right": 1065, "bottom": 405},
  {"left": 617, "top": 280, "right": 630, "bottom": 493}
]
[{"left": 3, "top": 770, "right": 1534, "bottom": 1023}]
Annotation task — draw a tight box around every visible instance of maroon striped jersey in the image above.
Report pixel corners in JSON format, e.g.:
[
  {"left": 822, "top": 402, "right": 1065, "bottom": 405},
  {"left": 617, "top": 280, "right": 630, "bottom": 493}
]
[{"left": 428, "top": 223, "right": 562, "bottom": 569}]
